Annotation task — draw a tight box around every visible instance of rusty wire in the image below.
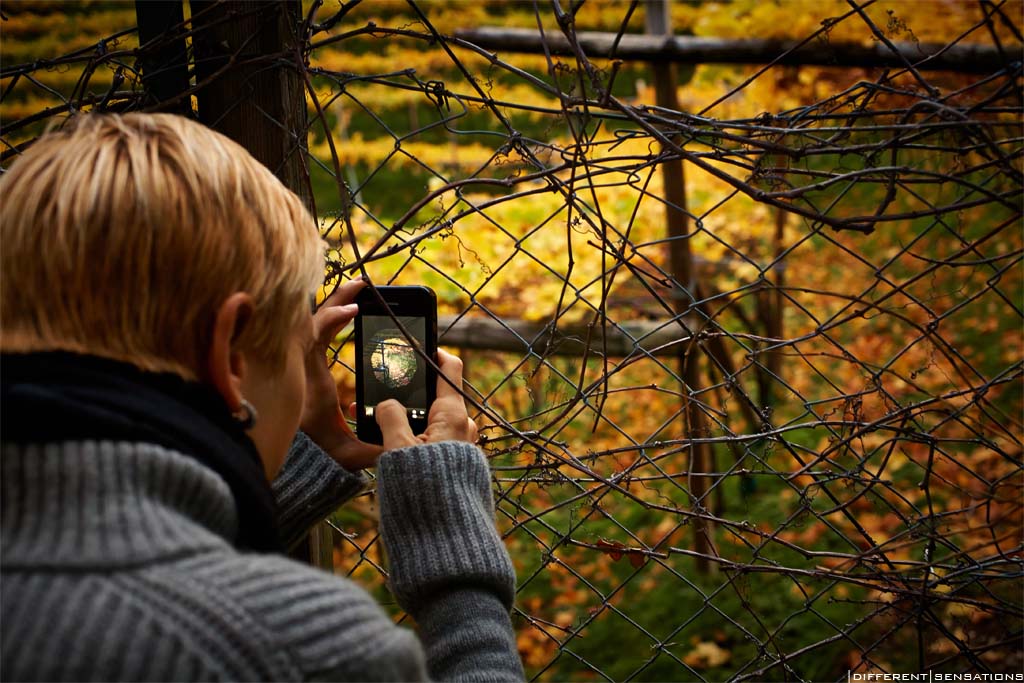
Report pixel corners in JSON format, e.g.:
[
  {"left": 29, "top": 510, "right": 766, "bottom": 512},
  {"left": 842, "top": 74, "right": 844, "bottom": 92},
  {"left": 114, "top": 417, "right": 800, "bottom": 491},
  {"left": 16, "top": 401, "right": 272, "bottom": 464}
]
[{"left": 2, "top": 1, "right": 1022, "bottom": 680}]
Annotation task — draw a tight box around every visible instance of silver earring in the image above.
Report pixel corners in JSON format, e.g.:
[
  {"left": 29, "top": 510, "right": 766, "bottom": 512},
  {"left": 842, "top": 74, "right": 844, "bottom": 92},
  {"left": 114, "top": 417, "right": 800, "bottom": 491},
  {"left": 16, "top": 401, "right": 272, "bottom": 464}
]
[{"left": 234, "top": 399, "right": 258, "bottom": 429}]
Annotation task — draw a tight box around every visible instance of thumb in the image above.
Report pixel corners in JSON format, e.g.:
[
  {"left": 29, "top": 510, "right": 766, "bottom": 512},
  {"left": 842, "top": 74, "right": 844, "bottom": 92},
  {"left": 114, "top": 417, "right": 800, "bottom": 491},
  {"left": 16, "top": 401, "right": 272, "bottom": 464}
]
[{"left": 375, "top": 400, "right": 418, "bottom": 450}]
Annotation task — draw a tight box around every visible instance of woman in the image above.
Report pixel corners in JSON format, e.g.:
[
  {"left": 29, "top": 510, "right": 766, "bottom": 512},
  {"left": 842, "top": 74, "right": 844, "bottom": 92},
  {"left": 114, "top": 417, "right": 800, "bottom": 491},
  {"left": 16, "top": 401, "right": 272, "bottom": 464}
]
[{"left": 0, "top": 113, "right": 524, "bottom": 681}]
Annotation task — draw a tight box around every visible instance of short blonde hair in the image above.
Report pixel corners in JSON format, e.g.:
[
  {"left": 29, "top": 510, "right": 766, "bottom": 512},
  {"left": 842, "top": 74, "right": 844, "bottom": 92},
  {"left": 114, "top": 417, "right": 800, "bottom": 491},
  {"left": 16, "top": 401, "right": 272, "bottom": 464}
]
[{"left": 1, "top": 113, "right": 325, "bottom": 379}]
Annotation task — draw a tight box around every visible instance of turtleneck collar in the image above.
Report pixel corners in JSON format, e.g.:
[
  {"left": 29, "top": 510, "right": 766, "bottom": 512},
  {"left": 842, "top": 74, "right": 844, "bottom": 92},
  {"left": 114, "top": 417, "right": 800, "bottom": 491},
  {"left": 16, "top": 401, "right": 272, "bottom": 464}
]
[{"left": 1, "top": 351, "right": 283, "bottom": 553}]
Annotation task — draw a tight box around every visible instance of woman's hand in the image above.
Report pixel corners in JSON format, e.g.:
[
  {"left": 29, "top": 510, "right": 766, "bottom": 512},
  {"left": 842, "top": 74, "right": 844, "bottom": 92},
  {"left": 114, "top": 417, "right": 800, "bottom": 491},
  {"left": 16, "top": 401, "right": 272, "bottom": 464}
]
[
  {"left": 301, "top": 278, "right": 383, "bottom": 471},
  {"left": 374, "top": 349, "right": 478, "bottom": 451}
]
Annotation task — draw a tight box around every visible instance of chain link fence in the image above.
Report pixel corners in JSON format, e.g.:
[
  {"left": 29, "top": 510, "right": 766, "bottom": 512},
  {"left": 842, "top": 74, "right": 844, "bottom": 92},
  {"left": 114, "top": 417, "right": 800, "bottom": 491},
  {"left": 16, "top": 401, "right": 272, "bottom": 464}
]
[{"left": 2, "top": 1, "right": 1022, "bottom": 680}]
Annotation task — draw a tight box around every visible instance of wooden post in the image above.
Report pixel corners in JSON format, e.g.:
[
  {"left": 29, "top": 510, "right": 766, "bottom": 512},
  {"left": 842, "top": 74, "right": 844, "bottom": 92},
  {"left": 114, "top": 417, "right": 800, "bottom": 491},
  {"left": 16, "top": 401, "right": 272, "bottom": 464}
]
[
  {"left": 189, "top": 0, "right": 331, "bottom": 570},
  {"left": 134, "top": 0, "right": 191, "bottom": 115},
  {"left": 190, "top": 0, "right": 314, "bottom": 211},
  {"left": 646, "top": 0, "right": 713, "bottom": 575},
  {"left": 757, "top": 206, "right": 787, "bottom": 408}
]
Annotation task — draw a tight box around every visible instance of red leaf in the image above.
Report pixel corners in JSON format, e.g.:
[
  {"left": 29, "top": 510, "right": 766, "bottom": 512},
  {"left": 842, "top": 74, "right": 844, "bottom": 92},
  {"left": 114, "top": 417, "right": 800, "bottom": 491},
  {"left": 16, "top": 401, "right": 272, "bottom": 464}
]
[{"left": 595, "top": 538, "right": 627, "bottom": 562}]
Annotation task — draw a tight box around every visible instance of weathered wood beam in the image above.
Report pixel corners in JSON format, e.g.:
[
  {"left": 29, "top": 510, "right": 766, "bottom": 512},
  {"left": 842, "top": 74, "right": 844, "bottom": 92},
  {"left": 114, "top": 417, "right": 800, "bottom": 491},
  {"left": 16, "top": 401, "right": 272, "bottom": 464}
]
[
  {"left": 191, "top": 0, "right": 313, "bottom": 211},
  {"left": 438, "top": 314, "right": 688, "bottom": 357},
  {"left": 134, "top": 1, "right": 191, "bottom": 115},
  {"left": 189, "top": 0, "right": 325, "bottom": 569},
  {"left": 455, "top": 27, "right": 1012, "bottom": 74},
  {"left": 644, "top": 0, "right": 714, "bottom": 577}
]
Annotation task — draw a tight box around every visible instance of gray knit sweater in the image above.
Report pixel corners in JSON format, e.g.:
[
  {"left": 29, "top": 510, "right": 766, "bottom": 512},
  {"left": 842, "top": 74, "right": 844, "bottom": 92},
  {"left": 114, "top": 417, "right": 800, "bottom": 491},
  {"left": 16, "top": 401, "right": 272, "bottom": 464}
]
[{"left": 0, "top": 432, "right": 525, "bottom": 681}]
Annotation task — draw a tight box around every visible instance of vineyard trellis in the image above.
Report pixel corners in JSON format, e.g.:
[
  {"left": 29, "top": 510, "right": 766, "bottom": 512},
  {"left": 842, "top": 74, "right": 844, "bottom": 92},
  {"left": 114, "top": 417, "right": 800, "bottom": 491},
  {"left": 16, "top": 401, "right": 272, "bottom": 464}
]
[{"left": 2, "top": 1, "right": 1022, "bottom": 680}]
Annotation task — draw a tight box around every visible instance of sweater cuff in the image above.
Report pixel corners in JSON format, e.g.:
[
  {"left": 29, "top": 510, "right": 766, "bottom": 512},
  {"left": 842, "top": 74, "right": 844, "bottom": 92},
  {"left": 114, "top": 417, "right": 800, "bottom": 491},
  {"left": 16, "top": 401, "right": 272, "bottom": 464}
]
[
  {"left": 377, "top": 441, "right": 516, "bottom": 615},
  {"left": 272, "top": 431, "right": 367, "bottom": 549}
]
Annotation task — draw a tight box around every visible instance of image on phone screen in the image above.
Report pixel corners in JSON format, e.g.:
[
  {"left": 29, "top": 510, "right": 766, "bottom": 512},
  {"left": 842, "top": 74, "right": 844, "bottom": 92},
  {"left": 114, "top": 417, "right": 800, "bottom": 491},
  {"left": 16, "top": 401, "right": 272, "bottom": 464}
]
[{"left": 360, "top": 315, "right": 429, "bottom": 420}]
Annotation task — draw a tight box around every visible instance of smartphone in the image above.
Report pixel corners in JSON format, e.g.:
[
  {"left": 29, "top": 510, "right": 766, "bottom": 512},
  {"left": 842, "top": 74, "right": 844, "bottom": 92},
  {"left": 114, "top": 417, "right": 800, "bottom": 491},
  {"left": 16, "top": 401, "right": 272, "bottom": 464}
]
[{"left": 354, "top": 285, "right": 438, "bottom": 444}]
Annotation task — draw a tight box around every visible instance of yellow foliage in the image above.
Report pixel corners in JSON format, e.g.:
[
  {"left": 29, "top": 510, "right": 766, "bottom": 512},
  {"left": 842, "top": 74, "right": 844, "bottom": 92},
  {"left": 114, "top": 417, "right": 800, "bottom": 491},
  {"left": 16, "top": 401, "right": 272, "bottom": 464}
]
[{"left": 683, "top": 640, "right": 731, "bottom": 669}]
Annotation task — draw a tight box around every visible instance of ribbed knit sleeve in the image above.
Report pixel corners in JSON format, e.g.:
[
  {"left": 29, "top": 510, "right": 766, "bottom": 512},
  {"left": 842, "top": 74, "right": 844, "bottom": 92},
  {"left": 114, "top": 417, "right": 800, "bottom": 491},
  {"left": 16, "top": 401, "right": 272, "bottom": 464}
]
[
  {"left": 272, "top": 431, "right": 367, "bottom": 550},
  {"left": 377, "top": 441, "right": 524, "bottom": 682}
]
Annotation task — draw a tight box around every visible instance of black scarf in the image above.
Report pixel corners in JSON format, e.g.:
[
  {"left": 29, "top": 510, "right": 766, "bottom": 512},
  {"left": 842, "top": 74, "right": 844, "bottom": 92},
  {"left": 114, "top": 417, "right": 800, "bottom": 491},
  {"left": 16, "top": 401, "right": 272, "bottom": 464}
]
[{"left": 1, "top": 351, "right": 283, "bottom": 553}]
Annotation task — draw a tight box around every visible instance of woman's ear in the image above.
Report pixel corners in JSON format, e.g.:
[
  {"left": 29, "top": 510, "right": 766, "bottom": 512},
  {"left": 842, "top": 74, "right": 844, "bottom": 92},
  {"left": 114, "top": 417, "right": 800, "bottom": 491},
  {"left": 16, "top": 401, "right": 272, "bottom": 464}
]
[{"left": 206, "top": 292, "right": 255, "bottom": 412}]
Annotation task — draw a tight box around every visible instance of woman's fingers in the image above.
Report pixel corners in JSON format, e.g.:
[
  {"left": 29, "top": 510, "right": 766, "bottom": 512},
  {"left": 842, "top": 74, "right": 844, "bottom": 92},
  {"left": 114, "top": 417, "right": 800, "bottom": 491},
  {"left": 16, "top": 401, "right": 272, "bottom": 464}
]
[
  {"left": 375, "top": 400, "right": 419, "bottom": 450},
  {"left": 360, "top": 351, "right": 476, "bottom": 450},
  {"left": 434, "top": 348, "right": 464, "bottom": 399},
  {"left": 320, "top": 277, "right": 367, "bottom": 309},
  {"left": 313, "top": 304, "right": 358, "bottom": 350},
  {"left": 417, "top": 350, "right": 476, "bottom": 444},
  {"left": 300, "top": 278, "right": 373, "bottom": 469},
  {"left": 311, "top": 279, "right": 366, "bottom": 347}
]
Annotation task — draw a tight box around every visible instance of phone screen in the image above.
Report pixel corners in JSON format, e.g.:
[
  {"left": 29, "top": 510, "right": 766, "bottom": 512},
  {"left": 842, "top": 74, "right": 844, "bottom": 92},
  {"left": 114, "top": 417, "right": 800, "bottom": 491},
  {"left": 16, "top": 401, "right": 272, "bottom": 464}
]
[{"left": 359, "top": 315, "right": 430, "bottom": 421}]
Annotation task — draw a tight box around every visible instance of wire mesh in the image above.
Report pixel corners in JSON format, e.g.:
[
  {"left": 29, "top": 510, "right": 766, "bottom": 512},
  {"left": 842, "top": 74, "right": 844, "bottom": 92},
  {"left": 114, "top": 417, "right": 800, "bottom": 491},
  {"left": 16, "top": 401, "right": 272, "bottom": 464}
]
[{"left": 2, "top": 1, "right": 1022, "bottom": 680}]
